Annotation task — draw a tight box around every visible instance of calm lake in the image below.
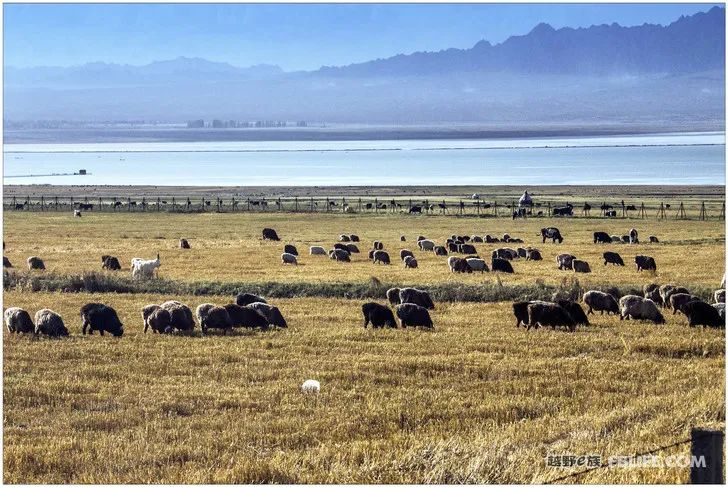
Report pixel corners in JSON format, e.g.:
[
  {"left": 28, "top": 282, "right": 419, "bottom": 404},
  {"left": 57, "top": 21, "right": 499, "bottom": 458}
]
[{"left": 3, "top": 131, "right": 725, "bottom": 186}]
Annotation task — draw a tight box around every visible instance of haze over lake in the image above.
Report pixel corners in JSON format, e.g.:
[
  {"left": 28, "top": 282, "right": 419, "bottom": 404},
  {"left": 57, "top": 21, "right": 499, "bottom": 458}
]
[{"left": 3, "top": 132, "right": 724, "bottom": 186}]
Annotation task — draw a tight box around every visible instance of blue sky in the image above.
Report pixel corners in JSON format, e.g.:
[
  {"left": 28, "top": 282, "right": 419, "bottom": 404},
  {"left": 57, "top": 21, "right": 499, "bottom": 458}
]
[{"left": 4, "top": 3, "right": 721, "bottom": 70}]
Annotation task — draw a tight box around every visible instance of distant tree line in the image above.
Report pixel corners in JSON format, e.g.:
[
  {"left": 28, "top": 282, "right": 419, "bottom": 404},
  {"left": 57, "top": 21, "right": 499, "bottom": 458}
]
[{"left": 186, "top": 120, "right": 308, "bottom": 129}]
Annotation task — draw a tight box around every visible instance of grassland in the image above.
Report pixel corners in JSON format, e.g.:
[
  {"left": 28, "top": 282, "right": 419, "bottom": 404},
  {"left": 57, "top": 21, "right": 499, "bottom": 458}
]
[{"left": 3, "top": 209, "right": 726, "bottom": 483}]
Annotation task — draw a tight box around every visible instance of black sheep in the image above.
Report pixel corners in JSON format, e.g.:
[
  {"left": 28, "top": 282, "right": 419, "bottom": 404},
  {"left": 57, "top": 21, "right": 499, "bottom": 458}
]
[
  {"left": 635, "top": 255, "right": 657, "bottom": 271},
  {"left": 527, "top": 302, "right": 576, "bottom": 332},
  {"left": 396, "top": 303, "right": 433, "bottom": 328},
  {"left": 80, "top": 303, "right": 124, "bottom": 337},
  {"left": 512, "top": 302, "right": 530, "bottom": 327},
  {"left": 603, "top": 251, "right": 625, "bottom": 266},
  {"left": 262, "top": 228, "right": 280, "bottom": 241},
  {"left": 235, "top": 293, "right": 267, "bottom": 306},
  {"left": 362, "top": 302, "right": 397, "bottom": 328},
  {"left": 224, "top": 304, "right": 269, "bottom": 329},
  {"left": 491, "top": 257, "right": 514, "bottom": 273},
  {"left": 101, "top": 255, "right": 121, "bottom": 271},
  {"left": 3, "top": 256, "right": 12, "bottom": 268},
  {"left": 284, "top": 244, "right": 298, "bottom": 256},
  {"left": 593, "top": 231, "right": 611, "bottom": 244},
  {"left": 557, "top": 300, "right": 590, "bottom": 326},
  {"left": 681, "top": 301, "right": 725, "bottom": 328}
]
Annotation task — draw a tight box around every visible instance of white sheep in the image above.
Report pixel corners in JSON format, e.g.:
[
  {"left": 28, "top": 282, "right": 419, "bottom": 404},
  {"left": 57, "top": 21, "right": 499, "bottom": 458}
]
[
  {"left": 74, "top": 210, "right": 82, "bottom": 217},
  {"left": 301, "top": 379, "right": 320, "bottom": 393},
  {"left": 281, "top": 252, "right": 298, "bottom": 265},
  {"left": 131, "top": 253, "right": 161, "bottom": 279}
]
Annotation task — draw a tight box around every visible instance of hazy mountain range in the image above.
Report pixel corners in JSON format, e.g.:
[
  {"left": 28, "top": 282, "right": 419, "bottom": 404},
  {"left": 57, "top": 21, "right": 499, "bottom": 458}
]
[{"left": 4, "top": 6, "right": 725, "bottom": 126}]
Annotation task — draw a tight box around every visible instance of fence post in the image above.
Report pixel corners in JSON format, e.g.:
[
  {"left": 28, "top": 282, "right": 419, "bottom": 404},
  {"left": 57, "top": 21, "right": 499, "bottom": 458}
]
[
  {"left": 690, "top": 428, "right": 724, "bottom": 484},
  {"left": 171, "top": 197, "right": 176, "bottom": 211},
  {"left": 374, "top": 198, "right": 378, "bottom": 213},
  {"left": 55, "top": 196, "right": 59, "bottom": 210},
  {"left": 128, "top": 197, "right": 131, "bottom": 211},
  {"left": 40, "top": 196, "right": 45, "bottom": 211}
]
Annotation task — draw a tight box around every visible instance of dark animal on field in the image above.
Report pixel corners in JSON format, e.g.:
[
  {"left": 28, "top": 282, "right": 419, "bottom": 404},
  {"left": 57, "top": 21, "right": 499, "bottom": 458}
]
[
  {"left": 583, "top": 290, "right": 620, "bottom": 315},
  {"left": 346, "top": 244, "right": 360, "bottom": 254},
  {"left": 262, "top": 228, "right": 280, "bottom": 241},
  {"left": 660, "top": 285, "right": 689, "bottom": 309},
  {"left": 101, "top": 255, "right": 121, "bottom": 271},
  {"left": 34, "top": 309, "right": 69, "bottom": 337},
  {"left": 386, "top": 288, "right": 401, "bottom": 305},
  {"left": 635, "top": 255, "right": 657, "bottom": 272},
  {"left": 556, "top": 253, "right": 576, "bottom": 270},
  {"left": 400, "top": 249, "right": 414, "bottom": 261},
  {"left": 526, "top": 249, "right": 542, "bottom": 261},
  {"left": 333, "top": 243, "right": 349, "bottom": 252},
  {"left": 557, "top": 300, "right": 590, "bottom": 326},
  {"left": 400, "top": 235, "right": 406, "bottom": 241},
  {"left": 593, "top": 231, "right": 611, "bottom": 244},
  {"left": 603, "top": 251, "right": 624, "bottom": 266},
  {"left": 649, "top": 236, "right": 659, "bottom": 243},
  {"left": 373, "top": 250, "right": 390, "bottom": 265},
  {"left": 399, "top": 288, "right": 435, "bottom": 310},
  {"left": 77, "top": 203, "right": 93, "bottom": 211},
  {"left": 142, "top": 305, "right": 172, "bottom": 334},
  {"left": 80, "top": 303, "right": 124, "bottom": 337},
  {"left": 160, "top": 301, "right": 195, "bottom": 331},
  {"left": 572, "top": 260, "right": 591, "bottom": 273},
  {"left": 629, "top": 228, "right": 638, "bottom": 244},
  {"left": 350, "top": 234, "right": 360, "bottom": 242},
  {"left": 541, "top": 227, "right": 563, "bottom": 243},
  {"left": 669, "top": 293, "right": 701, "bottom": 315},
  {"left": 362, "top": 302, "right": 397, "bottom": 328},
  {"left": 491, "top": 257, "right": 514, "bottom": 273},
  {"left": 396, "top": 303, "right": 433, "bottom": 328},
  {"left": 339, "top": 234, "right": 351, "bottom": 242},
  {"left": 618, "top": 295, "right": 665, "bottom": 324},
  {"left": 605, "top": 210, "right": 617, "bottom": 217},
  {"left": 643, "top": 284, "right": 662, "bottom": 306},
  {"left": 626, "top": 205, "right": 637, "bottom": 211},
  {"left": 621, "top": 235, "right": 631, "bottom": 243},
  {"left": 527, "top": 302, "right": 576, "bottom": 331},
  {"left": 409, "top": 206, "right": 422, "bottom": 214},
  {"left": 681, "top": 301, "right": 724, "bottom": 328},
  {"left": 284, "top": 244, "right": 299, "bottom": 256},
  {"left": 248, "top": 302, "right": 288, "bottom": 328},
  {"left": 3, "top": 256, "right": 12, "bottom": 268},
  {"left": 235, "top": 293, "right": 267, "bottom": 306},
  {"left": 196, "top": 304, "right": 233, "bottom": 334},
  {"left": 448, "top": 242, "right": 459, "bottom": 253},
  {"left": 582, "top": 203, "right": 592, "bottom": 215},
  {"left": 471, "top": 236, "right": 484, "bottom": 243},
  {"left": 513, "top": 302, "right": 531, "bottom": 327},
  {"left": 551, "top": 205, "right": 573, "bottom": 217},
  {"left": 367, "top": 250, "right": 375, "bottom": 260},
  {"left": 404, "top": 255, "right": 418, "bottom": 268},
  {"left": 492, "top": 248, "right": 517, "bottom": 260},
  {"left": 510, "top": 238, "right": 524, "bottom": 244},
  {"left": 330, "top": 249, "right": 351, "bottom": 262},
  {"left": 418, "top": 239, "right": 435, "bottom": 251},
  {"left": 4, "top": 307, "right": 34, "bottom": 333},
  {"left": 373, "top": 241, "right": 384, "bottom": 250},
  {"left": 485, "top": 235, "right": 497, "bottom": 243},
  {"left": 224, "top": 303, "right": 269, "bottom": 329},
  {"left": 459, "top": 243, "right": 476, "bottom": 254},
  {"left": 517, "top": 248, "right": 527, "bottom": 258},
  {"left": 466, "top": 258, "right": 488, "bottom": 273},
  {"left": 433, "top": 245, "right": 448, "bottom": 256},
  {"left": 27, "top": 256, "right": 45, "bottom": 270},
  {"left": 179, "top": 239, "right": 190, "bottom": 249}
]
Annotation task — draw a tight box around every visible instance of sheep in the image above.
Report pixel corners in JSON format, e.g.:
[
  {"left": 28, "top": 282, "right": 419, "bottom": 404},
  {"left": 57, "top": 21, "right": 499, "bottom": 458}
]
[
  {"left": 262, "top": 228, "right": 280, "bottom": 241},
  {"left": 433, "top": 245, "right": 448, "bottom": 256},
  {"left": 373, "top": 241, "right": 384, "bottom": 250},
  {"left": 669, "top": 293, "right": 701, "bottom": 315},
  {"left": 179, "top": 238, "right": 191, "bottom": 249},
  {"left": 131, "top": 253, "right": 161, "bottom": 279},
  {"left": 362, "top": 302, "right": 397, "bottom": 328},
  {"left": 329, "top": 249, "right": 351, "bottom": 262},
  {"left": 634, "top": 255, "right": 656, "bottom": 272},
  {"left": 526, "top": 248, "right": 542, "bottom": 261},
  {"left": 101, "top": 255, "right": 121, "bottom": 271},
  {"left": 513, "top": 302, "right": 531, "bottom": 327},
  {"left": 399, "top": 287, "right": 435, "bottom": 310},
  {"left": 618, "top": 295, "right": 665, "bottom": 324},
  {"left": 339, "top": 234, "right": 351, "bottom": 242},
  {"left": 27, "top": 256, "right": 45, "bottom": 270},
  {"left": 74, "top": 209, "right": 82, "bottom": 217},
  {"left": 621, "top": 235, "right": 630, "bottom": 243},
  {"left": 80, "top": 303, "right": 124, "bottom": 337},
  {"left": 629, "top": 228, "right": 638, "bottom": 244},
  {"left": 223, "top": 303, "right": 269, "bottom": 329},
  {"left": 660, "top": 285, "right": 689, "bottom": 309},
  {"left": 417, "top": 235, "right": 426, "bottom": 241},
  {"left": 557, "top": 300, "right": 590, "bottom": 326},
  {"left": 572, "top": 260, "right": 591, "bottom": 273},
  {"left": 593, "top": 231, "right": 611, "bottom": 243},
  {"left": 649, "top": 235, "right": 659, "bottom": 243},
  {"left": 404, "top": 255, "right": 418, "bottom": 269},
  {"left": 142, "top": 305, "right": 172, "bottom": 334},
  {"left": 4, "top": 307, "right": 34, "bottom": 333},
  {"left": 471, "top": 235, "right": 484, "bottom": 243},
  {"left": 541, "top": 227, "right": 563, "bottom": 243},
  {"left": 526, "top": 302, "right": 576, "bottom": 331},
  {"left": 491, "top": 257, "right": 514, "bottom": 273},
  {"left": 373, "top": 250, "right": 390, "bottom": 265},
  {"left": 466, "top": 258, "right": 488, "bottom": 273},
  {"left": 400, "top": 235, "right": 406, "bottom": 242},
  {"left": 680, "top": 301, "right": 724, "bottom": 328},
  {"left": 386, "top": 287, "right": 401, "bottom": 305},
  {"left": 400, "top": 249, "right": 414, "bottom": 261},
  {"left": 196, "top": 304, "right": 233, "bottom": 334},
  {"left": 248, "top": 302, "right": 288, "bottom": 328},
  {"left": 235, "top": 293, "right": 267, "bottom": 306},
  {"left": 714, "top": 289, "right": 725, "bottom": 304},
  {"left": 3, "top": 256, "right": 12, "bottom": 268},
  {"left": 333, "top": 243, "right": 350, "bottom": 252},
  {"left": 284, "top": 244, "right": 299, "bottom": 256},
  {"left": 603, "top": 251, "right": 624, "bottom": 266},
  {"left": 447, "top": 242, "right": 460, "bottom": 253},
  {"left": 517, "top": 248, "right": 527, "bottom": 258},
  {"left": 395, "top": 303, "right": 433, "bottom": 328},
  {"left": 643, "top": 283, "right": 663, "bottom": 305},
  {"left": 34, "top": 309, "right": 69, "bottom": 337},
  {"left": 310, "top": 246, "right": 327, "bottom": 255},
  {"left": 350, "top": 234, "right": 360, "bottom": 242},
  {"left": 160, "top": 300, "right": 195, "bottom": 332},
  {"left": 346, "top": 244, "right": 360, "bottom": 254},
  {"left": 713, "top": 303, "right": 725, "bottom": 321},
  {"left": 448, "top": 256, "right": 472, "bottom": 273},
  {"left": 281, "top": 252, "right": 298, "bottom": 265},
  {"left": 583, "top": 290, "right": 620, "bottom": 315},
  {"left": 611, "top": 235, "right": 622, "bottom": 243},
  {"left": 492, "top": 248, "right": 518, "bottom": 260},
  {"left": 368, "top": 250, "right": 375, "bottom": 260},
  {"left": 418, "top": 239, "right": 436, "bottom": 251},
  {"left": 459, "top": 243, "right": 477, "bottom": 254}
]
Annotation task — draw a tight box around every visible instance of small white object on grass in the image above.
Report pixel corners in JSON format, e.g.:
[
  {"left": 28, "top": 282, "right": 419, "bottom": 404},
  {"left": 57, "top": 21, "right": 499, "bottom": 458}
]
[{"left": 301, "top": 379, "right": 320, "bottom": 393}]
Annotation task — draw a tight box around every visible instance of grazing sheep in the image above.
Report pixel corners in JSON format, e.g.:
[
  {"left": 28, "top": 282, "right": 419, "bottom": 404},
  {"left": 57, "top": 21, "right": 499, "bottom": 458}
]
[
  {"left": 502, "top": 234, "right": 511, "bottom": 242},
  {"left": 681, "top": 301, "right": 724, "bottom": 328},
  {"left": 669, "top": 293, "right": 701, "bottom": 315},
  {"left": 404, "top": 255, "right": 418, "bottom": 269},
  {"left": 346, "top": 244, "right": 360, "bottom": 254},
  {"left": 373, "top": 250, "right": 391, "bottom": 265},
  {"left": 714, "top": 289, "right": 725, "bottom": 304},
  {"left": 281, "top": 252, "right": 298, "bottom": 265},
  {"left": 160, "top": 301, "right": 195, "bottom": 332},
  {"left": 471, "top": 235, "right": 484, "bottom": 243},
  {"left": 80, "top": 303, "right": 124, "bottom": 337},
  {"left": 262, "top": 228, "right": 280, "bottom": 241},
  {"left": 400, "top": 235, "right": 406, "bottom": 242},
  {"left": 418, "top": 239, "right": 436, "bottom": 251},
  {"left": 634, "top": 255, "right": 656, "bottom": 272},
  {"left": 131, "top": 253, "right": 161, "bottom": 279},
  {"left": 4, "top": 307, "right": 34, "bottom": 333},
  {"left": 399, "top": 288, "right": 435, "bottom": 310},
  {"left": 333, "top": 243, "right": 350, "bottom": 252},
  {"left": 593, "top": 231, "right": 611, "bottom": 243},
  {"left": 248, "top": 302, "right": 288, "bottom": 328},
  {"left": 649, "top": 235, "right": 659, "bottom": 243},
  {"left": 459, "top": 243, "right": 477, "bottom": 254},
  {"left": 660, "top": 285, "right": 689, "bottom": 309},
  {"left": 386, "top": 287, "right": 401, "bottom": 305},
  {"left": 235, "top": 293, "right": 267, "bottom": 306},
  {"left": 526, "top": 302, "right": 576, "bottom": 331},
  {"left": 629, "top": 228, "right": 638, "bottom": 244},
  {"left": 310, "top": 245, "right": 327, "bottom": 255},
  {"left": 27, "top": 256, "right": 45, "bottom": 270},
  {"left": 513, "top": 302, "right": 531, "bottom": 327},
  {"left": 179, "top": 238, "right": 191, "bottom": 249},
  {"left": 713, "top": 303, "right": 725, "bottom": 321},
  {"left": 433, "top": 245, "right": 448, "bottom": 256},
  {"left": 373, "top": 241, "right": 384, "bottom": 250},
  {"left": 223, "top": 303, "right": 269, "bottom": 329},
  {"left": 557, "top": 253, "right": 577, "bottom": 270},
  {"left": 643, "top": 283, "right": 663, "bottom": 306},
  {"left": 101, "top": 255, "right": 121, "bottom": 271},
  {"left": 284, "top": 244, "right": 299, "bottom": 256},
  {"left": 34, "top": 309, "right": 69, "bottom": 337},
  {"left": 400, "top": 249, "right": 414, "bottom": 261},
  {"left": 196, "top": 304, "right": 233, "bottom": 334},
  {"left": 362, "top": 302, "right": 397, "bottom": 328},
  {"left": 3, "top": 256, "right": 12, "bottom": 268},
  {"left": 619, "top": 295, "right": 665, "bottom": 324},
  {"left": 526, "top": 248, "right": 542, "bottom": 261},
  {"left": 466, "top": 258, "right": 488, "bottom": 273},
  {"left": 621, "top": 235, "right": 630, "bottom": 243},
  {"left": 330, "top": 249, "right": 351, "bottom": 262},
  {"left": 350, "top": 234, "right": 360, "bottom": 242},
  {"left": 368, "top": 250, "right": 375, "bottom": 260},
  {"left": 339, "top": 234, "right": 351, "bottom": 242},
  {"left": 492, "top": 248, "right": 518, "bottom": 260},
  {"left": 583, "top": 290, "right": 620, "bottom": 315},
  {"left": 395, "top": 303, "right": 433, "bottom": 328},
  {"left": 491, "top": 257, "right": 514, "bottom": 273},
  {"left": 603, "top": 251, "right": 625, "bottom": 266},
  {"left": 611, "top": 235, "right": 621, "bottom": 243},
  {"left": 557, "top": 300, "right": 590, "bottom": 326},
  {"left": 448, "top": 242, "right": 460, "bottom": 253},
  {"left": 142, "top": 305, "right": 172, "bottom": 334},
  {"left": 572, "top": 259, "right": 591, "bottom": 273},
  {"left": 541, "top": 227, "right": 563, "bottom": 243},
  {"left": 517, "top": 248, "right": 527, "bottom": 258},
  {"left": 448, "top": 256, "right": 472, "bottom": 273},
  {"left": 417, "top": 235, "right": 426, "bottom": 241}
]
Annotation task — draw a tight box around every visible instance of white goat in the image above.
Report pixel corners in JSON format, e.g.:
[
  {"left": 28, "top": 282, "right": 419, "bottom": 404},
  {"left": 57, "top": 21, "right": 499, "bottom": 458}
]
[{"left": 131, "top": 253, "right": 161, "bottom": 279}]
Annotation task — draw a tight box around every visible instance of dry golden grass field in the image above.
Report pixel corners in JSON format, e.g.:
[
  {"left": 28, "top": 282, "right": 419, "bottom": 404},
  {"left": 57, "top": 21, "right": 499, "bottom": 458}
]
[{"left": 2, "top": 209, "right": 726, "bottom": 484}]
